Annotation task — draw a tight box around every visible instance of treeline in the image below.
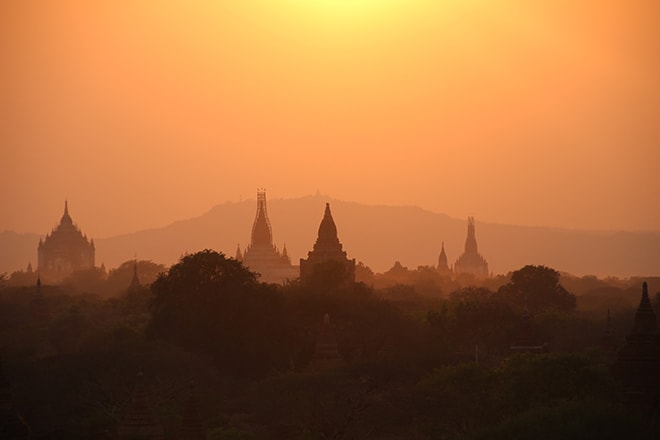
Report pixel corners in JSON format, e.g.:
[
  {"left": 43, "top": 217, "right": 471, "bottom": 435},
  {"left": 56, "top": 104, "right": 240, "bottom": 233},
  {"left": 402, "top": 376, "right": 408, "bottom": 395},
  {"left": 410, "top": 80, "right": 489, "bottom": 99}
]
[
  {"left": 1, "top": 259, "right": 167, "bottom": 297},
  {"left": 0, "top": 250, "right": 657, "bottom": 439}
]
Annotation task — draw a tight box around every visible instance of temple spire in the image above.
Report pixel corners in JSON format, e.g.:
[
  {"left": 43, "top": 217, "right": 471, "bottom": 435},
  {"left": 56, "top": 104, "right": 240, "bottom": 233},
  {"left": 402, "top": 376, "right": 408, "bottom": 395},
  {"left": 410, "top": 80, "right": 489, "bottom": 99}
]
[
  {"left": 300, "top": 202, "right": 355, "bottom": 284},
  {"left": 465, "top": 216, "right": 478, "bottom": 254},
  {"left": 128, "top": 260, "right": 141, "bottom": 292},
  {"left": 632, "top": 282, "right": 657, "bottom": 334},
  {"left": 250, "top": 190, "right": 273, "bottom": 247},
  {"left": 60, "top": 199, "right": 73, "bottom": 227},
  {"left": 437, "top": 241, "right": 449, "bottom": 272},
  {"left": 241, "top": 190, "right": 297, "bottom": 283},
  {"left": 453, "top": 216, "right": 489, "bottom": 277},
  {"left": 313, "top": 203, "right": 341, "bottom": 251}
]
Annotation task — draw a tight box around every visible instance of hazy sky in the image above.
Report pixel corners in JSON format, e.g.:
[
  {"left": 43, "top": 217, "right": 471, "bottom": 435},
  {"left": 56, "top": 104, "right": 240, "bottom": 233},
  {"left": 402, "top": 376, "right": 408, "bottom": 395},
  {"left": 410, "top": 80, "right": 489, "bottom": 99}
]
[{"left": 2, "top": 0, "right": 659, "bottom": 238}]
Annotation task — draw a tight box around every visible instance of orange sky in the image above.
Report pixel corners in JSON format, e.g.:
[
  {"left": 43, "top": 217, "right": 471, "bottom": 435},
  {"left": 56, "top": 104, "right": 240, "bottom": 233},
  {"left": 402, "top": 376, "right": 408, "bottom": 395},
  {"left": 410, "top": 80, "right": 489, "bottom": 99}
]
[{"left": 1, "top": 0, "right": 659, "bottom": 238}]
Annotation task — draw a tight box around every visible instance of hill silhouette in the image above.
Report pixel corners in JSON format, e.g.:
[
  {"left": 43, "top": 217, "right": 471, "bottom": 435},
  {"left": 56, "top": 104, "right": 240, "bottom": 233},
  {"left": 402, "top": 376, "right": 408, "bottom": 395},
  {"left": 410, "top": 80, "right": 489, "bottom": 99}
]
[{"left": 2, "top": 194, "right": 659, "bottom": 277}]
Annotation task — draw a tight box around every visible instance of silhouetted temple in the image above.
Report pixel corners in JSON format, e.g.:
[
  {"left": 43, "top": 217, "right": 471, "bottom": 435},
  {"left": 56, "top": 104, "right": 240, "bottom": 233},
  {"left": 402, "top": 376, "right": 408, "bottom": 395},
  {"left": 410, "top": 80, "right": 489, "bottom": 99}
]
[
  {"left": 116, "top": 373, "right": 164, "bottom": 440},
  {"left": 300, "top": 203, "right": 356, "bottom": 284},
  {"left": 38, "top": 201, "right": 95, "bottom": 283},
  {"left": 612, "top": 282, "right": 660, "bottom": 414},
  {"left": 127, "top": 261, "right": 141, "bottom": 293},
  {"left": 239, "top": 191, "right": 297, "bottom": 284},
  {"left": 453, "top": 217, "right": 489, "bottom": 277},
  {"left": 437, "top": 242, "right": 451, "bottom": 274}
]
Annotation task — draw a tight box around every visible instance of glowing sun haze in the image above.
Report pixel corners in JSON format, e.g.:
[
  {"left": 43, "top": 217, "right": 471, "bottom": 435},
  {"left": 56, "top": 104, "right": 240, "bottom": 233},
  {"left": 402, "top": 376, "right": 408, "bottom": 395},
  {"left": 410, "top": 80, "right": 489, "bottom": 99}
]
[{"left": 1, "top": 0, "right": 659, "bottom": 238}]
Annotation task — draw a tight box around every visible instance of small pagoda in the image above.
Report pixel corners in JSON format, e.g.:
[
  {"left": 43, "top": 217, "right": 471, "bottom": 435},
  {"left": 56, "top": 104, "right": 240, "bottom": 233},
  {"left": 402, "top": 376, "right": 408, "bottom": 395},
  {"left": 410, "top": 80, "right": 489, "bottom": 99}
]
[
  {"left": 612, "top": 282, "right": 660, "bottom": 415},
  {"left": 300, "top": 203, "right": 356, "bottom": 284}
]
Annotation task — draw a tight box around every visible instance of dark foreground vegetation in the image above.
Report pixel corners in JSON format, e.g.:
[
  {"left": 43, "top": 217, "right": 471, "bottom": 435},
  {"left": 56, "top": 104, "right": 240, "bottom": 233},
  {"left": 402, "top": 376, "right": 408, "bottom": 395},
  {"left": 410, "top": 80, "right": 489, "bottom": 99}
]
[{"left": 1, "top": 251, "right": 659, "bottom": 439}]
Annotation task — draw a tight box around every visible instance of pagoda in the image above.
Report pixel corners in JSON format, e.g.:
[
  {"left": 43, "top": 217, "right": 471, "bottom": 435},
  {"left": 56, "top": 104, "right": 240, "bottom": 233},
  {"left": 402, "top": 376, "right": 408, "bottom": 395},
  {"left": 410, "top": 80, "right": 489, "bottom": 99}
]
[
  {"left": 437, "top": 242, "right": 451, "bottom": 274},
  {"left": 127, "top": 261, "right": 141, "bottom": 294},
  {"left": 453, "top": 217, "right": 489, "bottom": 277},
  {"left": 240, "top": 190, "right": 297, "bottom": 284},
  {"left": 38, "top": 201, "right": 95, "bottom": 283},
  {"left": 300, "top": 203, "right": 355, "bottom": 284},
  {"left": 612, "top": 282, "right": 660, "bottom": 415}
]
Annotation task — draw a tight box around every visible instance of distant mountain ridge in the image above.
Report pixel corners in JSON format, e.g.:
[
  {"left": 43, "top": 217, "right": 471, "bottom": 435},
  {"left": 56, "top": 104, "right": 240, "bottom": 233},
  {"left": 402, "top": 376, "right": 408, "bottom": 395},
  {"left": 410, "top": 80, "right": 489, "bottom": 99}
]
[{"left": 2, "top": 194, "right": 659, "bottom": 277}]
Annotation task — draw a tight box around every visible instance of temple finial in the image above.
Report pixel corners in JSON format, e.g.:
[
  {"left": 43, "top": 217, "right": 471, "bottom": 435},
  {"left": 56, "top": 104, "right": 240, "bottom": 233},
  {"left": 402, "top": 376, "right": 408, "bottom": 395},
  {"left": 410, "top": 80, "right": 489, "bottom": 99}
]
[{"left": 60, "top": 199, "right": 73, "bottom": 226}]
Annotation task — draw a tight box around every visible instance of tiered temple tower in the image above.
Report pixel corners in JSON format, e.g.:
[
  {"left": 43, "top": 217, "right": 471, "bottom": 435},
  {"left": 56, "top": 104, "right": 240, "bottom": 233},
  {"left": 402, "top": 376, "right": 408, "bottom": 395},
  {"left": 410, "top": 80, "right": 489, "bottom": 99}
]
[
  {"left": 453, "top": 217, "right": 489, "bottom": 277},
  {"left": 612, "top": 282, "right": 660, "bottom": 415},
  {"left": 300, "top": 203, "right": 355, "bottom": 284},
  {"left": 240, "top": 191, "right": 297, "bottom": 284},
  {"left": 437, "top": 242, "right": 451, "bottom": 274},
  {"left": 38, "top": 201, "right": 95, "bottom": 283}
]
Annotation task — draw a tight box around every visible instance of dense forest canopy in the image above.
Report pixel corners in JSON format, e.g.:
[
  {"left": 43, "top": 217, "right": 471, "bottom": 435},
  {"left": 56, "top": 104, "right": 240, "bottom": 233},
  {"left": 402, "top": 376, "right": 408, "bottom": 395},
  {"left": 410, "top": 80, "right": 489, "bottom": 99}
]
[{"left": 0, "top": 251, "right": 658, "bottom": 439}]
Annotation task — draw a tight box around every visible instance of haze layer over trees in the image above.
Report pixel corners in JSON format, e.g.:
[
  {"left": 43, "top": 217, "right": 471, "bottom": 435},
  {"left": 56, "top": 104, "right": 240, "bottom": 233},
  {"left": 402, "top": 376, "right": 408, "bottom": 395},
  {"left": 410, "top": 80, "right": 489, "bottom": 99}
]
[{"left": 1, "top": 250, "right": 658, "bottom": 438}]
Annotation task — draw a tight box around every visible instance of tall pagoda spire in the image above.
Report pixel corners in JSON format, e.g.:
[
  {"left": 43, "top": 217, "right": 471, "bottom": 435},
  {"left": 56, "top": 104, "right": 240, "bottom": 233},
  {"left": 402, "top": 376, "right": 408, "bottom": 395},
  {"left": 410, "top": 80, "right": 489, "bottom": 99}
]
[
  {"left": 632, "top": 282, "right": 657, "bottom": 334},
  {"left": 128, "top": 260, "right": 141, "bottom": 293},
  {"left": 241, "top": 190, "right": 297, "bottom": 284},
  {"left": 454, "top": 217, "right": 489, "bottom": 277},
  {"left": 612, "top": 282, "right": 660, "bottom": 414},
  {"left": 464, "top": 216, "right": 478, "bottom": 254},
  {"left": 250, "top": 190, "right": 272, "bottom": 247},
  {"left": 437, "top": 242, "right": 449, "bottom": 273}
]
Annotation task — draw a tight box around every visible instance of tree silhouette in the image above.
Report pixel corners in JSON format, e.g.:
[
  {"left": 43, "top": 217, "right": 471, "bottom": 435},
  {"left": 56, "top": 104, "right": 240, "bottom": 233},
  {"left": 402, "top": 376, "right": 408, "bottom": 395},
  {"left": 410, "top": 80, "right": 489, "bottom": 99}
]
[
  {"left": 497, "top": 265, "right": 576, "bottom": 313},
  {"left": 148, "top": 249, "right": 290, "bottom": 377}
]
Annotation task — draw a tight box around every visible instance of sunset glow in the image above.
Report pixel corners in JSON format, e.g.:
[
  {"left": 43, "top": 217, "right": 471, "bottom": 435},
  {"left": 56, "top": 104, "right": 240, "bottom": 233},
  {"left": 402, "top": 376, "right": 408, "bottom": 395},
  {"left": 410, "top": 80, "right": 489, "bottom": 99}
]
[
  {"left": 2, "top": 4, "right": 660, "bottom": 436},
  {"left": 1, "top": 0, "right": 659, "bottom": 239}
]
